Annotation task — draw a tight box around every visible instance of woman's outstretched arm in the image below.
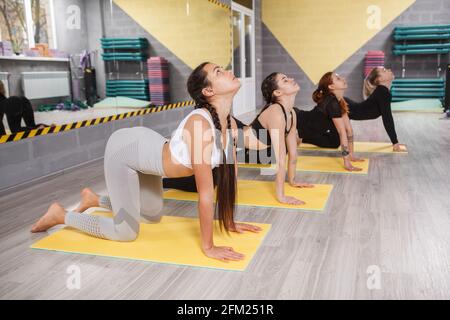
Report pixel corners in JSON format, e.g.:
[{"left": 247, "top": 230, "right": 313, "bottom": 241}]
[
  {"left": 186, "top": 115, "right": 244, "bottom": 262},
  {"left": 332, "top": 117, "right": 362, "bottom": 172},
  {"left": 229, "top": 118, "right": 262, "bottom": 234},
  {"left": 286, "top": 111, "right": 313, "bottom": 188},
  {"left": 269, "top": 108, "right": 304, "bottom": 205},
  {"left": 341, "top": 113, "right": 364, "bottom": 163},
  {"left": 375, "top": 86, "right": 399, "bottom": 145}
]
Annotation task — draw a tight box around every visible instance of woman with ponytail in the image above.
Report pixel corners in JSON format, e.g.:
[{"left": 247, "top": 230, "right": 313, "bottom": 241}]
[
  {"left": 345, "top": 67, "right": 406, "bottom": 152},
  {"left": 295, "top": 72, "right": 364, "bottom": 171},
  {"left": 165, "top": 72, "right": 314, "bottom": 206},
  {"left": 239, "top": 72, "right": 314, "bottom": 205},
  {"left": 31, "top": 62, "right": 261, "bottom": 263}
]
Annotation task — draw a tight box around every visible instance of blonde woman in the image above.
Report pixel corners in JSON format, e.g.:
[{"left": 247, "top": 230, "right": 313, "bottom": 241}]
[{"left": 345, "top": 67, "right": 407, "bottom": 152}]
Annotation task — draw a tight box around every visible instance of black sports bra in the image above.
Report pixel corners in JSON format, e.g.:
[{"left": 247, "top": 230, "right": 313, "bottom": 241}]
[{"left": 249, "top": 102, "right": 294, "bottom": 146}]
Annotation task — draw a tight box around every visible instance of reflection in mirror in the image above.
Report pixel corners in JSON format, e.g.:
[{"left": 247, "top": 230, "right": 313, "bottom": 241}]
[
  {"left": 0, "top": 0, "right": 62, "bottom": 136},
  {"left": 0, "top": 0, "right": 232, "bottom": 140}
]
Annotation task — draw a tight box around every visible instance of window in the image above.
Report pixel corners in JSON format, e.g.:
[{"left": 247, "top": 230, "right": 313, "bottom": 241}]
[
  {"left": 0, "top": 0, "right": 28, "bottom": 53},
  {"left": 0, "top": 0, "right": 56, "bottom": 54}
]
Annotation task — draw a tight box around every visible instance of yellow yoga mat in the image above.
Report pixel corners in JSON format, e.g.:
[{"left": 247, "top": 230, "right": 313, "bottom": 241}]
[
  {"left": 30, "top": 213, "right": 271, "bottom": 272},
  {"left": 164, "top": 180, "right": 333, "bottom": 212},
  {"left": 299, "top": 142, "right": 408, "bottom": 154},
  {"left": 238, "top": 156, "right": 370, "bottom": 175}
]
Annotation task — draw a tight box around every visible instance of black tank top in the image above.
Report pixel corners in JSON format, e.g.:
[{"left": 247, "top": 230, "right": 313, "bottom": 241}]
[
  {"left": 236, "top": 103, "right": 294, "bottom": 165},
  {"left": 250, "top": 102, "right": 294, "bottom": 147}
]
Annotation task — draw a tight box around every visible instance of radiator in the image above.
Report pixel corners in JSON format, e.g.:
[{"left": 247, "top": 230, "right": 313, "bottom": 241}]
[
  {"left": 21, "top": 71, "right": 70, "bottom": 99},
  {"left": 0, "top": 72, "right": 9, "bottom": 97}
]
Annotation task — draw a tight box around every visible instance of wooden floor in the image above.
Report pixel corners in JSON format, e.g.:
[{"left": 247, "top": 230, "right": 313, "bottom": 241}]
[{"left": 1, "top": 111, "right": 450, "bottom": 300}]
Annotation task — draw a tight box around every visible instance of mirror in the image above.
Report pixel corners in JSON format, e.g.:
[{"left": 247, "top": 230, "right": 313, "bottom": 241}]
[{"left": 0, "top": 0, "right": 232, "bottom": 140}]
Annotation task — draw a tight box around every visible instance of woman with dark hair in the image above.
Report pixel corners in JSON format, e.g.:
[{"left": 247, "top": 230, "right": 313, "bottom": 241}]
[
  {"left": 31, "top": 62, "right": 261, "bottom": 263},
  {"left": 165, "top": 72, "right": 314, "bottom": 206},
  {"left": 237, "top": 72, "right": 314, "bottom": 205},
  {"left": 295, "top": 72, "right": 364, "bottom": 172},
  {"left": 346, "top": 67, "right": 407, "bottom": 152},
  {"left": 0, "top": 81, "right": 50, "bottom": 136}
]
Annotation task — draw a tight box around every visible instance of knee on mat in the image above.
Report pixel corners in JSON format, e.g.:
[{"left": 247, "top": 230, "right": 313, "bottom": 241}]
[
  {"left": 148, "top": 201, "right": 164, "bottom": 216},
  {"left": 140, "top": 203, "right": 164, "bottom": 224},
  {"left": 141, "top": 214, "right": 162, "bottom": 224},
  {"left": 116, "top": 229, "right": 139, "bottom": 242},
  {"left": 114, "top": 222, "right": 140, "bottom": 242}
]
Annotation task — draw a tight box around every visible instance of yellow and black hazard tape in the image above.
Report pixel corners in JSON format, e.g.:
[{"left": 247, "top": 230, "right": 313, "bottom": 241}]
[
  {"left": 207, "top": 0, "right": 231, "bottom": 10},
  {"left": 0, "top": 100, "right": 195, "bottom": 145}
]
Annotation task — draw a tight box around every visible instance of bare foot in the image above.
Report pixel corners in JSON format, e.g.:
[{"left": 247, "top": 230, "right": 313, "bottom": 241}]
[
  {"left": 393, "top": 143, "right": 407, "bottom": 152},
  {"left": 31, "top": 203, "right": 66, "bottom": 233},
  {"left": 76, "top": 188, "right": 100, "bottom": 213}
]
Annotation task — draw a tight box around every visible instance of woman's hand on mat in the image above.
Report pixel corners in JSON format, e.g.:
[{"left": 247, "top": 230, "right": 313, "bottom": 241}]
[
  {"left": 393, "top": 143, "right": 407, "bottom": 152},
  {"left": 231, "top": 223, "right": 262, "bottom": 234},
  {"left": 344, "top": 159, "right": 362, "bottom": 172},
  {"left": 277, "top": 195, "right": 305, "bottom": 206},
  {"left": 202, "top": 245, "right": 245, "bottom": 262},
  {"left": 290, "top": 181, "right": 315, "bottom": 188}
]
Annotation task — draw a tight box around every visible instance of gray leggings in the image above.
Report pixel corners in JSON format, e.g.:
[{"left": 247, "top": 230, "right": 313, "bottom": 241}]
[{"left": 65, "top": 127, "right": 167, "bottom": 241}]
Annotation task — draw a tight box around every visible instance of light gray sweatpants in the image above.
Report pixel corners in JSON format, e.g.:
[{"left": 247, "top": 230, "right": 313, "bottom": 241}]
[{"left": 65, "top": 127, "right": 167, "bottom": 241}]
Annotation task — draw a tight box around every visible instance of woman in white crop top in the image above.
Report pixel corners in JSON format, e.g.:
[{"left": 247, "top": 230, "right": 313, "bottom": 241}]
[
  {"left": 164, "top": 72, "right": 316, "bottom": 206},
  {"left": 31, "top": 62, "right": 261, "bottom": 263}
]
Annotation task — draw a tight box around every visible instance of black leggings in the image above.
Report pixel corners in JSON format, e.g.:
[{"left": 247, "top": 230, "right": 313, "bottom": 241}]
[
  {"left": 0, "top": 114, "right": 5, "bottom": 136},
  {"left": 163, "top": 175, "right": 202, "bottom": 193},
  {"left": 163, "top": 115, "right": 274, "bottom": 192},
  {"left": 163, "top": 168, "right": 219, "bottom": 193},
  {"left": 163, "top": 114, "right": 279, "bottom": 192},
  {"left": 162, "top": 149, "right": 274, "bottom": 193},
  {"left": 301, "top": 131, "right": 340, "bottom": 149},
  {"left": 0, "top": 96, "right": 40, "bottom": 135},
  {"left": 295, "top": 108, "right": 340, "bottom": 149}
]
